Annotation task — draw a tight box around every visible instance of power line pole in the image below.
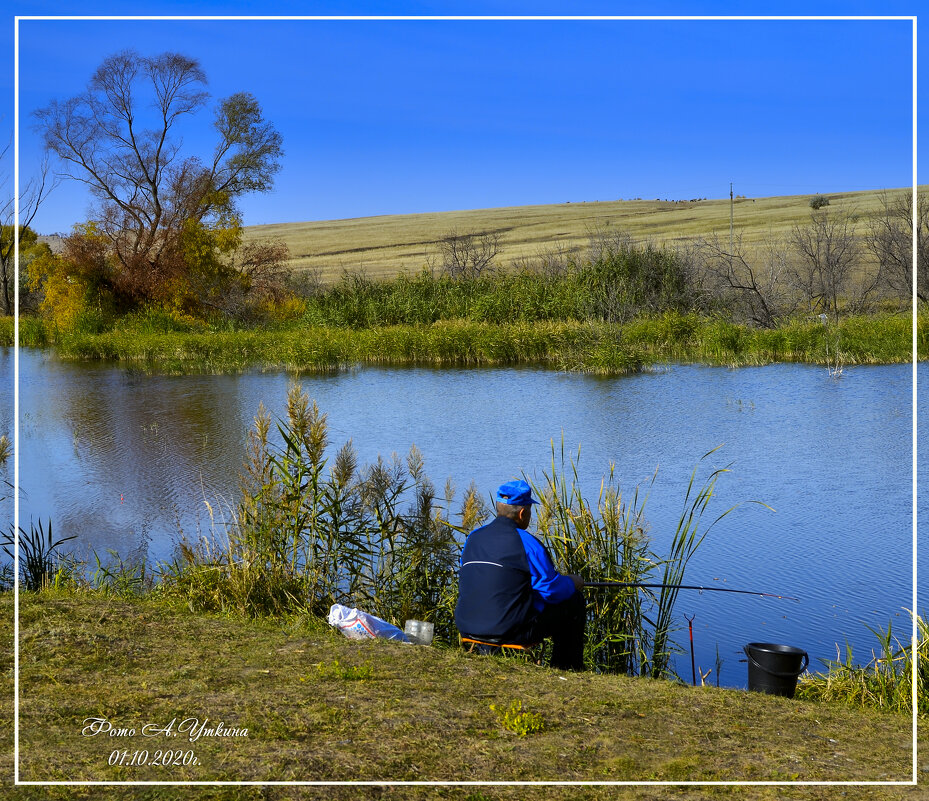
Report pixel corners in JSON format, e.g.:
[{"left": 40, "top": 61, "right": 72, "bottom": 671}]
[{"left": 729, "top": 182, "right": 734, "bottom": 256}]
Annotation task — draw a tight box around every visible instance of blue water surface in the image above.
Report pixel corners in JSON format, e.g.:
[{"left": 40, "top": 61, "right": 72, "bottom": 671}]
[{"left": 1, "top": 350, "right": 921, "bottom": 687}]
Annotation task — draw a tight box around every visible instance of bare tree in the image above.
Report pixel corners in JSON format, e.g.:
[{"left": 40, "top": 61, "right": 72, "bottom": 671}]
[
  {"left": 191, "top": 238, "right": 291, "bottom": 319},
  {"left": 33, "top": 50, "right": 283, "bottom": 305},
  {"left": 0, "top": 139, "right": 56, "bottom": 315},
  {"left": 585, "top": 219, "right": 633, "bottom": 263},
  {"left": 698, "top": 232, "right": 795, "bottom": 328},
  {"left": 509, "top": 244, "right": 579, "bottom": 277},
  {"left": 439, "top": 230, "right": 502, "bottom": 279},
  {"left": 789, "top": 209, "right": 863, "bottom": 319},
  {"left": 865, "top": 191, "right": 928, "bottom": 304}
]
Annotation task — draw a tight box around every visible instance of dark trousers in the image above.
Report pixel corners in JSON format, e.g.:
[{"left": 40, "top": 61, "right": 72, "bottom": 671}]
[{"left": 518, "top": 590, "right": 586, "bottom": 671}]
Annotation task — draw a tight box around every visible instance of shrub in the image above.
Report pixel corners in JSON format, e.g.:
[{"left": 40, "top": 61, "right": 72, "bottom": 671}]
[
  {"left": 577, "top": 243, "right": 701, "bottom": 323},
  {"left": 809, "top": 195, "right": 831, "bottom": 210}
]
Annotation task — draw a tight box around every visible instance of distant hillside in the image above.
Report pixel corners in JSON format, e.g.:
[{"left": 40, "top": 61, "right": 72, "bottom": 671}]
[{"left": 244, "top": 187, "right": 921, "bottom": 284}]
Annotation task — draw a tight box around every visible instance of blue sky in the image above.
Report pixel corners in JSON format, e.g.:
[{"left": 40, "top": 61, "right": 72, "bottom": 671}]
[{"left": 4, "top": 2, "right": 923, "bottom": 234}]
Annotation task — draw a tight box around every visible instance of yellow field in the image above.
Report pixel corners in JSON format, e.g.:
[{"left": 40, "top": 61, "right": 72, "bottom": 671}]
[{"left": 244, "top": 187, "right": 922, "bottom": 284}]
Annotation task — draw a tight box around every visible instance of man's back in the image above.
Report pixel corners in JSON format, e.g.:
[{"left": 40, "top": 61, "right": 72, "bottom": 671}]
[{"left": 454, "top": 515, "right": 535, "bottom": 639}]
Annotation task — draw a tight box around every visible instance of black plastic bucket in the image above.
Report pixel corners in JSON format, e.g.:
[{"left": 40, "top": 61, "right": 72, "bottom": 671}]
[{"left": 744, "top": 642, "right": 809, "bottom": 698}]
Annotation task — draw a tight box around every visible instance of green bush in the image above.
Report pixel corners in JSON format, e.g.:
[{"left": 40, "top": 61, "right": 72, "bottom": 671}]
[
  {"left": 296, "top": 243, "right": 700, "bottom": 329},
  {"left": 809, "top": 194, "right": 831, "bottom": 210}
]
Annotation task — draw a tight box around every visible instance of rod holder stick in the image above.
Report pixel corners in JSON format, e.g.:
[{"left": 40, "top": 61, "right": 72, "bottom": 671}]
[{"left": 686, "top": 613, "right": 696, "bottom": 687}]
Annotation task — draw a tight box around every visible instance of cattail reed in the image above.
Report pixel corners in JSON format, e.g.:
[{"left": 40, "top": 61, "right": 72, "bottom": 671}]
[{"left": 531, "top": 441, "right": 740, "bottom": 678}]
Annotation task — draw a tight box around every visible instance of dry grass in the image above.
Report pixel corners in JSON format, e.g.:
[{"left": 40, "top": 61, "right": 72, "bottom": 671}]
[
  {"left": 245, "top": 187, "right": 922, "bottom": 284},
  {"left": 1, "top": 591, "right": 925, "bottom": 800}
]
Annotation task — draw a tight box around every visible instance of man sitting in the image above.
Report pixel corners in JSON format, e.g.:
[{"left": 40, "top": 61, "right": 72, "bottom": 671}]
[{"left": 454, "top": 479, "right": 586, "bottom": 671}]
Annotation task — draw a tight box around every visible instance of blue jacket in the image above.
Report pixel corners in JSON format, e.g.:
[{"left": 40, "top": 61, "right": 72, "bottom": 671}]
[{"left": 454, "top": 515, "right": 576, "bottom": 639}]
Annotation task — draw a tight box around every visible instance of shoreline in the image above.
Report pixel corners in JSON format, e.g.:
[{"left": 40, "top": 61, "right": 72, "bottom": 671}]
[{"left": 2, "top": 312, "right": 922, "bottom": 375}]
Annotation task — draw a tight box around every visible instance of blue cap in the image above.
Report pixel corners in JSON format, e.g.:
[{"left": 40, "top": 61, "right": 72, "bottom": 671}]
[{"left": 495, "top": 479, "right": 539, "bottom": 506}]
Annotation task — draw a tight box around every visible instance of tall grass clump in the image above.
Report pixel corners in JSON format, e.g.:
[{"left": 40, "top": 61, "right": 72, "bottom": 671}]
[
  {"left": 298, "top": 243, "right": 703, "bottom": 330},
  {"left": 300, "top": 266, "right": 590, "bottom": 328},
  {"left": 0, "top": 316, "right": 50, "bottom": 347},
  {"left": 531, "top": 442, "right": 739, "bottom": 679},
  {"left": 162, "top": 383, "right": 462, "bottom": 642},
  {"left": 828, "top": 312, "right": 914, "bottom": 364},
  {"left": 2, "top": 519, "right": 76, "bottom": 592},
  {"left": 89, "top": 548, "right": 154, "bottom": 597},
  {"left": 796, "top": 612, "right": 928, "bottom": 716},
  {"left": 531, "top": 442, "right": 651, "bottom": 675}
]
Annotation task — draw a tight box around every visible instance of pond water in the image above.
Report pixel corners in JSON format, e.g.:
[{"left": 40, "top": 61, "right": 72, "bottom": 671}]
[{"left": 1, "top": 348, "right": 922, "bottom": 688}]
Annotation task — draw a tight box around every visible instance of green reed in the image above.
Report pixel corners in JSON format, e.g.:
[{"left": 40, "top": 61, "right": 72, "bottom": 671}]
[
  {"left": 648, "top": 448, "right": 741, "bottom": 678},
  {"left": 50, "top": 321, "right": 651, "bottom": 374},
  {"left": 796, "top": 612, "right": 928, "bottom": 716},
  {"left": 531, "top": 440, "right": 652, "bottom": 675},
  {"left": 299, "top": 243, "right": 701, "bottom": 328},
  {"left": 89, "top": 548, "right": 153, "bottom": 597},
  {"left": 2, "top": 519, "right": 76, "bottom": 592},
  {"left": 0, "top": 315, "right": 50, "bottom": 347},
  {"left": 301, "top": 265, "right": 590, "bottom": 328},
  {"left": 43, "top": 309, "right": 918, "bottom": 375},
  {"left": 531, "top": 442, "right": 740, "bottom": 679},
  {"left": 163, "top": 383, "right": 463, "bottom": 641}
]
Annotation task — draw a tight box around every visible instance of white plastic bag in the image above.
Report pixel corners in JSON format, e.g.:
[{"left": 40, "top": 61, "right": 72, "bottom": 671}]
[{"left": 327, "top": 603, "right": 410, "bottom": 643}]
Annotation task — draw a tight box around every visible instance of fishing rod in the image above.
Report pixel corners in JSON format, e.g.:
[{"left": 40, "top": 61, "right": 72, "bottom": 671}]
[{"left": 584, "top": 580, "right": 799, "bottom": 601}]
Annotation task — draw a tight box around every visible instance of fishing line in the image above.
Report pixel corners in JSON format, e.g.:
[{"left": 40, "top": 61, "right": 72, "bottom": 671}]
[{"left": 584, "top": 581, "right": 799, "bottom": 601}]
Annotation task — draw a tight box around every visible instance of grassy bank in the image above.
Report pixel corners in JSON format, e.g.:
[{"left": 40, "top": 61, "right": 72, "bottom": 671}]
[
  {"left": 1, "top": 312, "right": 920, "bottom": 374},
  {"left": 2, "top": 590, "right": 923, "bottom": 799}
]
